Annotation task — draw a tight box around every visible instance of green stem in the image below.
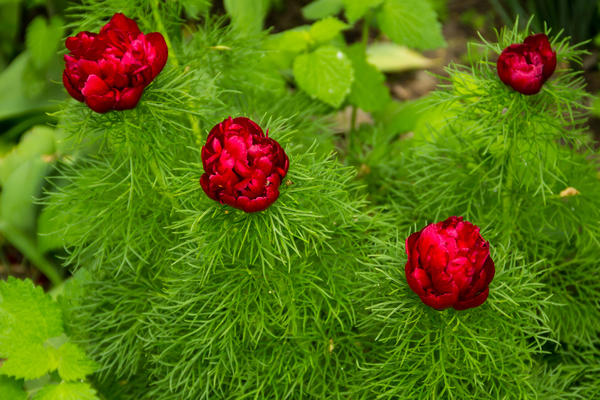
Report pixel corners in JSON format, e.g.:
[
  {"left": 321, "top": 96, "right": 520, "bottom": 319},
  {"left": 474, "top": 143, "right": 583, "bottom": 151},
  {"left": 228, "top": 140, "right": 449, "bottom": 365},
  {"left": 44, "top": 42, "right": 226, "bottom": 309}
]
[
  {"left": 151, "top": 0, "right": 179, "bottom": 67},
  {"left": 150, "top": 0, "right": 202, "bottom": 144},
  {"left": 0, "top": 222, "right": 63, "bottom": 285},
  {"left": 362, "top": 13, "right": 371, "bottom": 47},
  {"left": 348, "top": 106, "right": 358, "bottom": 153}
]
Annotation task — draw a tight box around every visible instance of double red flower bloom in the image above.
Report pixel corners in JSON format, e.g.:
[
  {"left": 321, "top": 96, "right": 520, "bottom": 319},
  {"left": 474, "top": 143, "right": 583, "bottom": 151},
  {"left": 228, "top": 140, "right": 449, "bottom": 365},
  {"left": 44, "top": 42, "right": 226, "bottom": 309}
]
[
  {"left": 405, "top": 217, "right": 495, "bottom": 311},
  {"left": 497, "top": 33, "right": 556, "bottom": 95},
  {"left": 200, "top": 117, "right": 289, "bottom": 213},
  {"left": 63, "top": 13, "right": 168, "bottom": 113}
]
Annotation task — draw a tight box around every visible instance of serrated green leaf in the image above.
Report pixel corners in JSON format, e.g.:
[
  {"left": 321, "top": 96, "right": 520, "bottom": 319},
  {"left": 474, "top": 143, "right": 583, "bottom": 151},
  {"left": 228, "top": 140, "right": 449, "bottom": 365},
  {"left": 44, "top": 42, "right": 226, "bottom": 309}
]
[
  {"left": 376, "top": 0, "right": 445, "bottom": 50},
  {"left": 26, "top": 16, "right": 64, "bottom": 70},
  {"left": 56, "top": 343, "right": 97, "bottom": 382},
  {"left": 342, "top": 0, "right": 383, "bottom": 23},
  {"left": 0, "top": 277, "right": 63, "bottom": 380},
  {"left": 293, "top": 45, "right": 354, "bottom": 107},
  {"left": 366, "top": 42, "right": 433, "bottom": 72},
  {"left": 224, "top": 0, "right": 269, "bottom": 36},
  {"left": 0, "top": 375, "right": 27, "bottom": 400},
  {"left": 309, "top": 17, "right": 348, "bottom": 45},
  {"left": 301, "top": 0, "right": 343, "bottom": 20},
  {"left": 32, "top": 382, "right": 99, "bottom": 400},
  {"left": 345, "top": 44, "right": 390, "bottom": 112},
  {"left": 264, "top": 28, "right": 311, "bottom": 70}
]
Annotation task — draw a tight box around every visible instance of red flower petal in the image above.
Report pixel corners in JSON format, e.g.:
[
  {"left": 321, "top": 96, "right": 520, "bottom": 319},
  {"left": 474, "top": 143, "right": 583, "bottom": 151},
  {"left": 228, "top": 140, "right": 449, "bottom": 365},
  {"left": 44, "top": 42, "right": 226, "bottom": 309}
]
[
  {"left": 200, "top": 117, "right": 289, "bottom": 213},
  {"left": 101, "top": 13, "right": 141, "bottom": 36},
  {"left": 63, "top": 13, "right": 167, "bottom": 113},
  {"left": 115, "top": 86, "right": 145, "bottom": 110},
  {"left": 404, "top": 217, "right": 494, "bottom": 311},
  {"left": 145, "top": 32, "right": 168, "bottom": 79},
  {"left": 62, "top": 71, "right": 84, "bottom": 102}
]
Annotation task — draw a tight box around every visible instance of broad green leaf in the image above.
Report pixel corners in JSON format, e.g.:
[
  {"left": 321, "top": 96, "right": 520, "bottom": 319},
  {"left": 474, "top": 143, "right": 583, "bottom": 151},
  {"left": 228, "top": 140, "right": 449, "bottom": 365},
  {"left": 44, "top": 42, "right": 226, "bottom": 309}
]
[
  {"left": 309, "top": 17, "right": 348, "bottom": 45},
  {"left": 56, "top": 343, "right": 97, "bottom": 382},
  {"left": 0, "top": 277, "right": 63, "bottom": 380},
  {"left": 0, "top": 158, "right": 49, "bottom": 233},
  {"left": 301, "top": 0, "right": 343, "bottom": 20},
  {"left": 26, "top": 16, "right": 64, "bottom": 70},
  {"left": 342, "top": 0, "right": 383, "bottom": 23},
  {"left": 224, "top": 0, "right": 269, "bottom": 36},
  {"left": 33, "top": 382, "right": 99, "bottom": 400},
  {"left": 181, "top": 0, "right": 211, "bottom": 19},
  {"left": 345, "top": 44, "right": 390, "bottom": 112},
  {"left": 264, "top": 28, "right": 311, "bottom": 70},
  {"left": 293, "top": 45, "right": 354, "bottom": 107},
  {"left": 366, "top": 42, "right": 433, "bottom": 72},
  {"left": 266, "top": 29, "right": 311, "bottom": 53},
  {"left": 0, "top": 375, "right": 27, "bottom": 400},
  {"left": 376, "top": 0, "right": 445, "bottom": 50},
  {"left": 0, "top": 125, "right": 56, "bottom": 185},
  {"left": 0, "top": 53, "right": 63, "bottom": 120}
]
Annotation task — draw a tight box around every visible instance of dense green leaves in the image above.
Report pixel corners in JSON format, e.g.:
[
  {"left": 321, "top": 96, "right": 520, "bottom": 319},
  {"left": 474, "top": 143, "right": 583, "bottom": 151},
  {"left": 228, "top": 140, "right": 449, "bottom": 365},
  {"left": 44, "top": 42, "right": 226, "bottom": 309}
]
[
  {"left": 293, "top": 45, "right": 354, "bottom": 107},
  {"left": 377, "top": 0, "right": 446, "bottom": 50},
  {"left": 345, "top": 44, "right": 390, "bottom": 112}
]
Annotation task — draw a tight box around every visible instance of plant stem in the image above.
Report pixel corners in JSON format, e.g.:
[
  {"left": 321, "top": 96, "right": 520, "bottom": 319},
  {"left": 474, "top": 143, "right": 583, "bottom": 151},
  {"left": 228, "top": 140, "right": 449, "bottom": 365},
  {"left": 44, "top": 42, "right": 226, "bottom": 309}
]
[
  {"left": 151, "top": 0, "right": 179, "bottom": 67},
  {"left": 150, "top": 0, "right": 202, "bottom": 144},
  {"left": 348, "top": 106, "right": 358, "bottom": 152},
  {"left": 362, "top": 13, "right": 371, "bottom": 47}
]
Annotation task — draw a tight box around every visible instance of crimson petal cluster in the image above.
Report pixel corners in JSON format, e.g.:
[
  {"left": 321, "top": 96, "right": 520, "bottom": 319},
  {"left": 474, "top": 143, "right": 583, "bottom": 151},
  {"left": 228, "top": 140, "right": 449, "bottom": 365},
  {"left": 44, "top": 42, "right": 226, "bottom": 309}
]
[
  {"left": 200, "top": 117, "right": 289, "bottom": 213},
  {"left": 63, "top": 13, "right": 168, "bottom": 113},
  {"left": 405, "top": 216, "right": 495, "bottom": 311},
  {"left": 497, "top": 33, "right": 556, "bottom": 95}
]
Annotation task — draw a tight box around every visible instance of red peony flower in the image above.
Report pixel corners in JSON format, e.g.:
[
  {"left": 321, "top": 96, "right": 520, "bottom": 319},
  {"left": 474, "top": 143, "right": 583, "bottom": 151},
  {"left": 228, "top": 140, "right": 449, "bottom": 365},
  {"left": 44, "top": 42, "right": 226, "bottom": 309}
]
[
  {"left": 405, "top": 216, "right": 495, "bottom": 311},
  {"left": 63, "top": 13, "right": 168, "bottom": 113},
  {"left": 200, "top": 117, "right": 289, "bottom": 213},
  {"left": 497, "top": 33, "right": 556, "bottom": 95}
]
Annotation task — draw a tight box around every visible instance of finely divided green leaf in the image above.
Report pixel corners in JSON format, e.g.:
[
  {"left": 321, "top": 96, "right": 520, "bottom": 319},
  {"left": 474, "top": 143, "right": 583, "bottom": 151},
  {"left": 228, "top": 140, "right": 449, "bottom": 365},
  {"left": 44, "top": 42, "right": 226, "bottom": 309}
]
[
  {"left": 309, "top": 17, "right": 348, "bottom": 45},
  {"left": 293, "top": 45, "right": 354, "bottom": 107},
  {"left": 345, "top": 44, "right": 390, "bottom": 112},
  {"left": 376, "top": 0, "right": 445, "bottom": 50},
  {"left": 342, "top": 0, "right": 383, "bottom": 23}
]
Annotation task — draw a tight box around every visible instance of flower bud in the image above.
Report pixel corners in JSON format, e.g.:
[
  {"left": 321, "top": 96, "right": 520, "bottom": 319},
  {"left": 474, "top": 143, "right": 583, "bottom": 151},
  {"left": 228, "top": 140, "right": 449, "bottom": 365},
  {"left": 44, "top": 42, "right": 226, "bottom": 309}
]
[
  {"left": 405, "top": 217, "right": 495, "bottom": 310},
  {"left": 200, "top": 117, "right": 289, "bottom": 213},
  {"left": 497, "top": 33, "right": 556, "bottom": 95},
  {"left": 63, "top": 13, "right": 168, "bottom": 113}
]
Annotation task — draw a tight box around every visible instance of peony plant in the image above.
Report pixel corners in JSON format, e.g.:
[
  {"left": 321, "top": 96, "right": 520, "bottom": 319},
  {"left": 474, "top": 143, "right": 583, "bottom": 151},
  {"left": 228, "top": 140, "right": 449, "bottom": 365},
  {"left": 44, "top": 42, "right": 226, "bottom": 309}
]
[{"left": 1, "top": 2, "right": 595, "bottom": 400}]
